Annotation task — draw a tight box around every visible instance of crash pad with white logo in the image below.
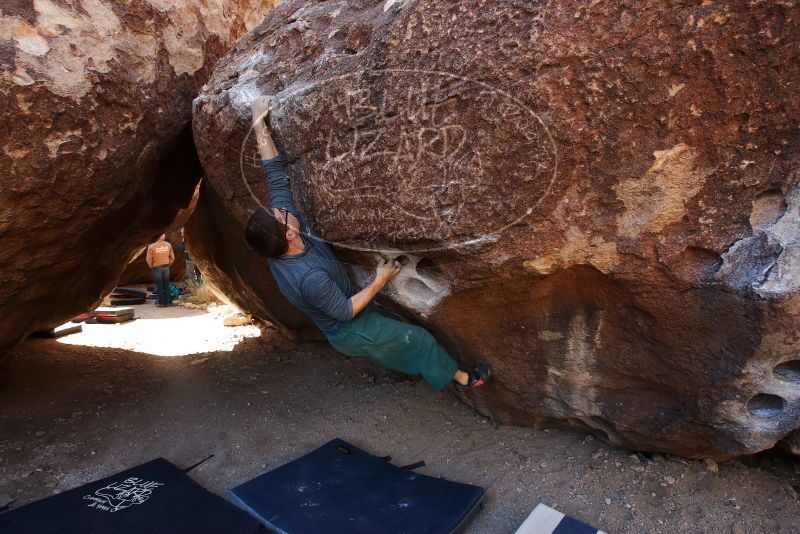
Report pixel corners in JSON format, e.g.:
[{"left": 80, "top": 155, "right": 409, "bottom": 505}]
[{"left": 0, "top": 458, "right": 263, "bottom": 534}]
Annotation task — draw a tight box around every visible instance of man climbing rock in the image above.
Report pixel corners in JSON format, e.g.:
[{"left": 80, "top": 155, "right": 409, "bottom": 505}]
[
  {"left": 244, "top": 96, "right": 492, "bottom": 392},
  {"left": 145, "top": 234, "right": 174, "bottom": 307}
]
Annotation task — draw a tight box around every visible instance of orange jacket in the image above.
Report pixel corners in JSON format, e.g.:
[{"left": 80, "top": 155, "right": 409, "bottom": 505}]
[{"left": 146, "top": 241, "right": 174, "bottom": 268}]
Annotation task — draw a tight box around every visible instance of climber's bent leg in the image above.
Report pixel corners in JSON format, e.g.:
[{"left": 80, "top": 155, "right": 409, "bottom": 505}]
[{"left": 327, "top": 304, "right": 459, "bottom": 390}]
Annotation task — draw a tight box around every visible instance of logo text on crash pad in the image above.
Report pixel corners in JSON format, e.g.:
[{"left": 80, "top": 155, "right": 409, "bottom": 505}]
[{"left": 83, "top": 477, "right": 164, "bottom": 512}]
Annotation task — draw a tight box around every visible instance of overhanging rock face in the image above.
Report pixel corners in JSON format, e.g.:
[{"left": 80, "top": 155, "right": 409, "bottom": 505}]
[
  {"left": 0, "top": 0, "right": 278, "bottom": 355},
  {"left": 191, "top": 0, "right": 800, "bottom": 458}
]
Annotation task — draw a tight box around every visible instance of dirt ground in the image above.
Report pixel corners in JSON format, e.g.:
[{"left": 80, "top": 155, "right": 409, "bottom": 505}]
[{"left": 1, "top": 304, "right": 798, "bottom": 533}]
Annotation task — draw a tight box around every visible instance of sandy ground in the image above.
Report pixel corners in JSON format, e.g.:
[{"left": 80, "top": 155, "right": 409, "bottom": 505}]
[
  {"left": 1, "top": 304, "right": 799, "bottom": 533},
  {"left": 56, "top": 301, "right": 261, "bottom": 356}
]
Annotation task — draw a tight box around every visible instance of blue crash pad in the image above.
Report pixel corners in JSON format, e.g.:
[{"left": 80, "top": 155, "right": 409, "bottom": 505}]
[
  {"left": 230, "top": 439, "right": 484, "bottom": 534},
  {"left": 0, "top": 458, "right": 263, "bottom": 534},
  {"left": 514, "top": 503, "right": 606, "bottom": 534}
]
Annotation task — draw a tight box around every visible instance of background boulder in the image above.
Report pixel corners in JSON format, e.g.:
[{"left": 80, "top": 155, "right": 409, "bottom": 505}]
[
  {"left": 0, "top": 0, "right": 278, "bottom": 354},
  {"left": 191, "top": 0, "right": 800, "bottom": 458},
  {"left": 118, "top": 183, "right": 201, "bottom": 285}
]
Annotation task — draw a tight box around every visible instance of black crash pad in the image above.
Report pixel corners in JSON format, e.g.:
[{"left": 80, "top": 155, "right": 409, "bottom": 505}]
[
  {"left": 230, "top": 439, "right": 484, "bottom": 534},
  {"left": 0, "top": 458, "right": 263, "bottom": 534},
  {"left": 113, "top": 287, "right": 147, "bottom": 298},
  {"left": 110, "top": 296, "right": 146, "bottom": 306},
  {"left": 94, "top": 307, "right": 134, "bottom": 317}
]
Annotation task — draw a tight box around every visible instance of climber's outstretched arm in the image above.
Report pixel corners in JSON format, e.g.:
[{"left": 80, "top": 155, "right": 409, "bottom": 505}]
[
  {"left": 251, "top": 96, "right": 277, "bottom": 160},
  {"left": 251, "top": 96, "right": 298, "bottom": 216}
]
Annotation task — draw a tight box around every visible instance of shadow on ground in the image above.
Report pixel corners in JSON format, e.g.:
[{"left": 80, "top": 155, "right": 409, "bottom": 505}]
[{"left": 1, "top": 326, "right": 798, "bottom": 533}]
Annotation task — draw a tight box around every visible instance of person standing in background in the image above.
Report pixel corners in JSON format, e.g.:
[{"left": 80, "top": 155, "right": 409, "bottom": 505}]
[{"left": 146, "top": 234, "right": 174, "bottom": 307}]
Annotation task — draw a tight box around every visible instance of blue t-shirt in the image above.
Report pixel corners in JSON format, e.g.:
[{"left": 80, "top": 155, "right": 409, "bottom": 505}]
[{"left": 263, "top": 157, "right": 357, "bottom": 332}]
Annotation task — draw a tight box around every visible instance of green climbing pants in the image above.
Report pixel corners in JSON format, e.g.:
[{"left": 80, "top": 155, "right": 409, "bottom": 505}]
[{"left": 326, "top": 303, "right": 459, "bottom": 390}]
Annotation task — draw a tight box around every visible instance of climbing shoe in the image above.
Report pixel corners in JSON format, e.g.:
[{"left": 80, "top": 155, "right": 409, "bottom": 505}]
[{"left": 454, "top": 363, "right": 493, "bottom": 392}]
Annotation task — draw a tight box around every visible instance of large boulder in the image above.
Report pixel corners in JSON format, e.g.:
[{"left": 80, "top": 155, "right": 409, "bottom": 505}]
[
  {"left": 191, "top": 0, "right": 800, "bottom": 458},
  {"left": 0, "top": 0, "right": 278, "bottom": 354}
]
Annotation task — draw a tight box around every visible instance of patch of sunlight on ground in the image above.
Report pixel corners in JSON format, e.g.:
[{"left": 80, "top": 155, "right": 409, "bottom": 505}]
[{"left": 57, "top": 303, "right": 261, "bottom": 357}]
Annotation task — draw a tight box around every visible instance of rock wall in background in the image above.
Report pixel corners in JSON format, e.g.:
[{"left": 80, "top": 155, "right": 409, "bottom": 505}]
[
  {"left": 0, "top": 0, "right": 279, "bottom": 354},
  {"left": 185, "top": 178, "right": 320, "bottom": 339},
  {"left": 118, "top": 228, "right": 186, "bottom": 286},
  {"left": 118, "top": 183, "right": 201, "bottom": 285},
  {"left": 191, "top": 0, "right": 799, "bottom": 458}
]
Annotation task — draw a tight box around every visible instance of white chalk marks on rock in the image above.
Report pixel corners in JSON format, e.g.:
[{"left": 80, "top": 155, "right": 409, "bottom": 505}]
[{"left": 242, "top": 68, "right": 558, "bottom": 254}]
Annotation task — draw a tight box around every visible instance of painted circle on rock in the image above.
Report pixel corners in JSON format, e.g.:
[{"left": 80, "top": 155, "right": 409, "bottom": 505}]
[{"left": 240, "top": 68, "right": 558, "bottom": 254}]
